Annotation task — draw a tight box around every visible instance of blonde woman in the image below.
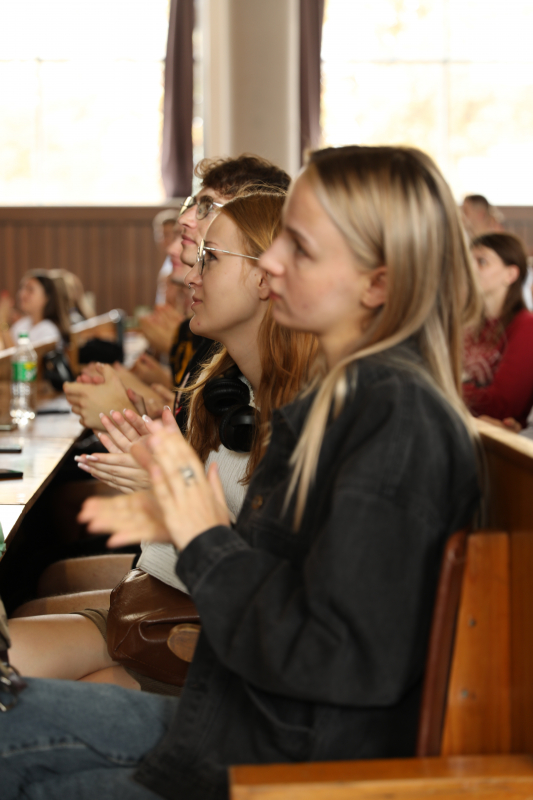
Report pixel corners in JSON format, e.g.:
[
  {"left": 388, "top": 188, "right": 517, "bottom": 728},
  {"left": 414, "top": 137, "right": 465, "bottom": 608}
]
[{"left": 1, "top": 146, "right": 481, "bottom": 800}]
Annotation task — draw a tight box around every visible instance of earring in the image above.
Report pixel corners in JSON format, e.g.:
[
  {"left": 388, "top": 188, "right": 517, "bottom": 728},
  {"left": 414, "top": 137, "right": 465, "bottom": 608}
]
[{"left": 188, "top": 283, "right": 192, "bottom": 288}]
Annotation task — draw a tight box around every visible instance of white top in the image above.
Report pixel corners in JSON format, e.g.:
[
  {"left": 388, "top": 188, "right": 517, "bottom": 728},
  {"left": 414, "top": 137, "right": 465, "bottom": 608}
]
[
  {"left": 10, "top": 317, "right": 61, "bottom": 346},
  {"left": 523, "top": 265, "right": 533, "bottom": 312},
  {"left": 155, "top": 255, "right": 173, "bottom": 306},
  {"left": 136, "top": 444, "right": 250, "bottom": 592}
]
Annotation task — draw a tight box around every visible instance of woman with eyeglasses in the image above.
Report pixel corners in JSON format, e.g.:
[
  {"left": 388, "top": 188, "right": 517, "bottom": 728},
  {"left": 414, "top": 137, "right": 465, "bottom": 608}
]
[
  {"left": 1, "top": 147, "right": 481, "bottom": 800},
  {"left": 63, "top": 155, "right": 291, "bottom": 430},
  {"left": 7, "top": 192, "right": 316, "bottom": 693}
]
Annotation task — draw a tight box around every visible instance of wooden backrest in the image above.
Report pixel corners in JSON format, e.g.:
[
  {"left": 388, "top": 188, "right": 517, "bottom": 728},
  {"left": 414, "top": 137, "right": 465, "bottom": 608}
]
[
  {"left": 441, "top": 419, "right": 533, "bottom": 756},
  {"left": 416, "top": 528, "right": 468, "bottom": 757},
  {"left": 229, "top": 420, "right": 533, "bottom": 797}
]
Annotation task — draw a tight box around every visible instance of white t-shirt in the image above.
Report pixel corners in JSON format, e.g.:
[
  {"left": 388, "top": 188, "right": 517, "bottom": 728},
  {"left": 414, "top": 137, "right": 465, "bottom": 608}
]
[
  {"left": 155, "top": 256, "right": 173, "bottom": 306},
  {"left": 10, "top": 317, "right": 61, "bottom": 346}
]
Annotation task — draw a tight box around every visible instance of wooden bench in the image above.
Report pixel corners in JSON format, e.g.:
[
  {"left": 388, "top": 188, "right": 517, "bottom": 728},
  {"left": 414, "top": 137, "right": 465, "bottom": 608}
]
[{"left": 229, "top": 419, "right": 533, "bottom": 798}]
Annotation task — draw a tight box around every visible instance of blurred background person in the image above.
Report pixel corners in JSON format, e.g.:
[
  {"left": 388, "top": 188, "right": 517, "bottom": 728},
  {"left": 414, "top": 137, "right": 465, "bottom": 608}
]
[
  {"left": 463, "top": 232, "right": 533, "bottom": 426},
  {"left": 461, "top": 194, "right": 504, "bottom": 240},
  {"left": 7, "top": 270, "right": 71, "bottom": 347},
  {"left": 152, "top": 208, "right": 179, "bottom": 307},
  {"left": 51, "top": 270, "right": 95, "bottom": 325}
]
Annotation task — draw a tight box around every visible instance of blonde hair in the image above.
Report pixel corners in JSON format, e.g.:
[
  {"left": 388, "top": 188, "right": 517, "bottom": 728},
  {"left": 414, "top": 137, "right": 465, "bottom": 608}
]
[
  {"left": 184, "top": 192, "right": 317, "bottom": 483},
  {"left": 287, "top": 145, "right": 482, "bottom": 527}
]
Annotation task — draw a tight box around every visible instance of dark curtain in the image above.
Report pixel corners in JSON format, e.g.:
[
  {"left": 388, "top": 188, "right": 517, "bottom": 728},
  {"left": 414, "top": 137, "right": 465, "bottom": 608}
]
[
  {"left": 162, "top": 0, "right": 195, "bottom": 198},
  {"left": 300, "top": 0, "right": 325, "bottom": 164}
]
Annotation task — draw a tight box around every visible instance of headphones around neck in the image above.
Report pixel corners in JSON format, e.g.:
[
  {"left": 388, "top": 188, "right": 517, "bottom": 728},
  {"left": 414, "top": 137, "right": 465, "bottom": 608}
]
[{"left": 202, "top": 365, "right": 256, "bottom": 453}]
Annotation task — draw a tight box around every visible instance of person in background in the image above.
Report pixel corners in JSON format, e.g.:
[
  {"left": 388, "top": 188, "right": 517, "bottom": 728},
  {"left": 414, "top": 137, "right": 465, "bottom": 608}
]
[
  {"left": 463, "top": 232, "right": 533, "bottom": 426},
  {"left": 0, "top": 290, "right": 16, "bottom": 349},
  {"left": 51, "top": 270, "right": 95, "bottom": 324},
  {"left": 461, "top": 194, "right": 503, "bottom": 240},
  {"left": 7, "top": 270, "right": 70, "bottom": 347},
  {"left": 153, "top": 209, "right": 179, "bottom": 307},
  {"left": 64, "top": 154, "right": 291, "bottom": 429}
]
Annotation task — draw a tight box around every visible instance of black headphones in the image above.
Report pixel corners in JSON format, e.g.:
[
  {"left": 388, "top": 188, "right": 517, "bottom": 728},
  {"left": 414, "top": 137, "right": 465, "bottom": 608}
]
[{"left": 202, "top": 365, "right": 256, "bottom": 453}]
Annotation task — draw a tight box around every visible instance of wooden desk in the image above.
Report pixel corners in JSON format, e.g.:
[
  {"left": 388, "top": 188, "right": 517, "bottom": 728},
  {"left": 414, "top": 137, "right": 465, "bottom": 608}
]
[
  {"left": 0, "top": 396, "right": 83, "bottom": 546},
  {"left": 231, "top": 754, "right": 533, "bottom": 799}
]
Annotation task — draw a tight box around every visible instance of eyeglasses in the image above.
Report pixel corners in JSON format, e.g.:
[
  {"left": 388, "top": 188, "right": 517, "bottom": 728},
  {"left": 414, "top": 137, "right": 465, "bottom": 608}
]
[
  {"left": 179, "top": 195, "right": 224, "bottom": 221},
  {"left": 196, "top": 240, "right": 259, "bottom": 275}
]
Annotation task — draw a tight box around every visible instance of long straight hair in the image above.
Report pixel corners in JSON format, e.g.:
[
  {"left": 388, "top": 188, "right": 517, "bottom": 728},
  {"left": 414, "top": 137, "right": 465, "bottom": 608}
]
[
  {"left": 185, "top": 192, "right": 317, "bottom": 482},
  {"left": 286, "top": 146, "right": 482, "bottom": 527}
]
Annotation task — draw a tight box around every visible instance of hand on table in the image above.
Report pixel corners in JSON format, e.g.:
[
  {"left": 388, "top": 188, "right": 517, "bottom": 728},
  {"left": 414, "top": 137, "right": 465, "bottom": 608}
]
[{"left": 64, "top": 363, "right": 135, "bottom": 430}]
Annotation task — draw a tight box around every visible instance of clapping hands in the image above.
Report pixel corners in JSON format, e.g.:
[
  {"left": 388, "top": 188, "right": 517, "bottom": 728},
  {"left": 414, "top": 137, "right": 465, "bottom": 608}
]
[{"left": 79, "top": 419, "right": 231, "bottom": 552}]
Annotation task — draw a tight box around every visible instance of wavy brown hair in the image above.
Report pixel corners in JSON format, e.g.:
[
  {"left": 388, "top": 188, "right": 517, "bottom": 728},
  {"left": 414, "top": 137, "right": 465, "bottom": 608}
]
[{"left": 183, "top": 192, "right": 317, "bottom": 483}]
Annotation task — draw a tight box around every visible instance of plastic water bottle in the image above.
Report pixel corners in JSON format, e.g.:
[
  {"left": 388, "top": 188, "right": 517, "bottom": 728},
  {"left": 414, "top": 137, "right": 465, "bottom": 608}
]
[{"left": 10, "top": 332, "right": 37, "bottom": 424}]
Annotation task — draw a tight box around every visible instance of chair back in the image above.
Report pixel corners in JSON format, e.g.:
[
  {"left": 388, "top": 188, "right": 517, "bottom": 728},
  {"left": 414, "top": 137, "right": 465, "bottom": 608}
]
[{"left": 416, "top": 528, "right": 468, "bottom": 756}]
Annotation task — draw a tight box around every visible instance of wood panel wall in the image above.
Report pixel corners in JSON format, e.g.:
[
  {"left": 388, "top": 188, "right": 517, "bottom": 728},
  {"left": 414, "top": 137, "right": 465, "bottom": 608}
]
[
  {"left": 0, "top": 205, "right": 531, "bottom": 319},
  {"left": 500, "top": 207, "right": 533, "bottom": 255},
  {"left": 0, "top": 206, "right": 178, "bottom": 316}
]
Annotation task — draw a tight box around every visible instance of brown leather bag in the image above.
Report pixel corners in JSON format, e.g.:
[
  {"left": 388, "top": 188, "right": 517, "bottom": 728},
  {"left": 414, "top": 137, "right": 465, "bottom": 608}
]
[{"left": 106, "top": 568, "right": 199, "bottom": 686}]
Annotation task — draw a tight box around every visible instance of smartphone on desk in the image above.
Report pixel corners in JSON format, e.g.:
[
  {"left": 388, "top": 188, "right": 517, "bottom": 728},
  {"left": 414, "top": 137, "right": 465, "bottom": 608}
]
[
  {"left": 0, "top": 469, "right": 23, "bottom": 481},
  {"left": 0, "top": 445, "right": 23, "bottom": 454}
]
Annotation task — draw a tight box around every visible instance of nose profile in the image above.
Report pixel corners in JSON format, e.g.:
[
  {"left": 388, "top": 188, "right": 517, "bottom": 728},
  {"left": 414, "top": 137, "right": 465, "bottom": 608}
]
[{"left": 259, "top": 239, "right": 285, "bottom": 277}]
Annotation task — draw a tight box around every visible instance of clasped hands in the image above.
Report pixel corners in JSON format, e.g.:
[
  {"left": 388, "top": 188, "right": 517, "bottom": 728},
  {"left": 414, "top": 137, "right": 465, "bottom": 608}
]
[
  {"left": 79, "top": 418, "right": 231, "bottom": 553},
  {"left": 64, "top": 362, "right": 175, "bottom": 429}
]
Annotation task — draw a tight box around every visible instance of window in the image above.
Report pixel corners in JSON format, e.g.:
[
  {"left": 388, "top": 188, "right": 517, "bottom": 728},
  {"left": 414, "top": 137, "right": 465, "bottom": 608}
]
[
  {"left": 321, "top": 0, "right": 533, "bottom": 204},
  {"left": 0, "top": 0, "right": 169, "bottom": 204}
]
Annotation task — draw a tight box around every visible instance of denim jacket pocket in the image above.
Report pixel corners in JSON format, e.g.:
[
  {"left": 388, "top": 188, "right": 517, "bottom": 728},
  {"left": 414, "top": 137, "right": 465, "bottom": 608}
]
[{"left": 243, "top": 682, "right": 315, "bottom": 762}]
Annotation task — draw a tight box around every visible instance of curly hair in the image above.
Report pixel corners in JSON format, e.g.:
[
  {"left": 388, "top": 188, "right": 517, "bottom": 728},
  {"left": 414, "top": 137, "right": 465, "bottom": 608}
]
[{"left": 194, "top": 154, "right": 290, "bottom": 197}]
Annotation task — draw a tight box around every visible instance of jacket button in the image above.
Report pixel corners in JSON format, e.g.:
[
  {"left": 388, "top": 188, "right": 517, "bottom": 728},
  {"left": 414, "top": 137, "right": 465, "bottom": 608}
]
[{"left": 251, "top": 495, "right": 263, "bottom": 510}]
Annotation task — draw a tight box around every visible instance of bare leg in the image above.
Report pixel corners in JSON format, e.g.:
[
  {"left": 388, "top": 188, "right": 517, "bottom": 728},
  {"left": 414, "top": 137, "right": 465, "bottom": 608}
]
[
  {"left": 11, "top": 589, "right": 112, "bottom": 618},
  {"left": 80, "top": 665, "right": 141, "bottom": 690},
  {"left": 8, "top": 614, "right": 116, "bottom": 680},
  {"left": 37, "top": 554, "right": 135, "bottom": 596}
]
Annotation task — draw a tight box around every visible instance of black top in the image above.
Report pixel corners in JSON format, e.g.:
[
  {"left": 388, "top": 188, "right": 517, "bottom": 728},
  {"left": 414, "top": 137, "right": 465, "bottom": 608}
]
[
  {"left": 135, "top": 346, "right": 480, "bottom": 800},
  {"left": 170, "top": 320, "right": 217, "bottom": 433},
  {"left": 170, "top": 320, "right": 209, "bottom": 386}
]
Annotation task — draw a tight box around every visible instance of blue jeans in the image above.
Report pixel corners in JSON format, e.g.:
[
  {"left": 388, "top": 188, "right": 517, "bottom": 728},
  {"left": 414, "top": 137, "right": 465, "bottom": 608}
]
[{"left": 0, "top": 678, "right": 177, "bottom": 799}]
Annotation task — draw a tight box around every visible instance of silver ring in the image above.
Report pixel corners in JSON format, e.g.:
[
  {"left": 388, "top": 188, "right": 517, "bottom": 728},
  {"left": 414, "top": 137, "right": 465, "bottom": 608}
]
[{"left": 179, "top": 465, "right": 196, "bottom": 486}]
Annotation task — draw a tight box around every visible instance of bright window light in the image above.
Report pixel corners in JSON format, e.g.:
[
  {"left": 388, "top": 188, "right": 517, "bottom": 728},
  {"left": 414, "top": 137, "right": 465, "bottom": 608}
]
[
  {"left": 0, "top": 0, "right": 169, "bottom": 204},
  {"left": 321, "top": 0, "right": 533, "bottom": 204}
]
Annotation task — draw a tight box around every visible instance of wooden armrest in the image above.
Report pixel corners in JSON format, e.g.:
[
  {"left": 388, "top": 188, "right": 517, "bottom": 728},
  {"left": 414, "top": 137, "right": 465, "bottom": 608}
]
[
  {"left": 230, "top": 754, "right": 533, "bottom": 799},
  {"left": 167, "top": 623, "right": 201, "bottom": 662}
]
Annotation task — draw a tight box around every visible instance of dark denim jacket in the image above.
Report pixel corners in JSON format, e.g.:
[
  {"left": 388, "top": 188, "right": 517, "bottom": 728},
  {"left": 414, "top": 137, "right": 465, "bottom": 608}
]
[{"left": 135, "top": 351, "right": 480, "bottom": 800}]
